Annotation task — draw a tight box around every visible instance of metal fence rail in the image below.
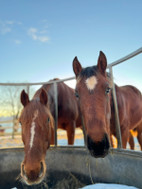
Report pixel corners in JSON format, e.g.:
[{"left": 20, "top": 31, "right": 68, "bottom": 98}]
[
  {"left": 107, "top": 47, "right": 142, "bottom": 148},
  {"left": 107, "top": 47, "right": 142, "bottom": 68},
  {"left": 0, "top": 47, "right": 142, "bottom": 147}
]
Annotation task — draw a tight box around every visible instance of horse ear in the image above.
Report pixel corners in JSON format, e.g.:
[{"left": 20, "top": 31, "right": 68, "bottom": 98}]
[
  {"left": 21, "top": 90, "right": 30, "bottom": 107},
  {"left": 97, "top": 51, "right": 107, "bottom": 75},
  {"left": 40, "top": 89, "right": 48, "bottom": 105},
  {"left": 73, "top": 56, "right": 82, "bottom": 77}
]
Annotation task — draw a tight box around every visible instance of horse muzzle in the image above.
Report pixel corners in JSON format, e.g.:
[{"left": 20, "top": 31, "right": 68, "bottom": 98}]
[
  {"left": 21, "top": 161, "right": 46, "bottom": 185},
  {"left": 87, "top": 133, "right": 110, "bottom": 158}
]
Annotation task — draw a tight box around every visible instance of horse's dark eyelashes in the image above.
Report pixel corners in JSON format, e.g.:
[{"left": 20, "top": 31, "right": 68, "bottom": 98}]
[
  {"left": 105, "top": 87, "right": 111, "bottom": 94},
  {"left": 75, "top": 90, "right": 79, "bottom": 98},
  {"left": 47, "top": 117, "right": 50, "bottom": 123}
]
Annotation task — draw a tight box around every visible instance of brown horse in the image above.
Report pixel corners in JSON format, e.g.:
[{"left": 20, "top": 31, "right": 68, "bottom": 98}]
[
  {"left": 110, "top": 84, "right": 142, "bottom": 149},
  {"left": 111, "top": 131, "right": 136, "bottom": 149},
  {"left": 19, "top": 89, "right": 54, "bottom": 185},
  {"left": 129, "top": 122, "right": 142, "bottom": 150},
  {"left": 34, "top": 78, "right": 82, "bottom": 144},
  {"left": 135, "top": 122, "right": 142, "bottom": 150},
  {"left": 73, "top": 51, "right": 142, "bottom": 157},
  {"left": 19, "top": 79, "right": 81, "bottom": 185}
]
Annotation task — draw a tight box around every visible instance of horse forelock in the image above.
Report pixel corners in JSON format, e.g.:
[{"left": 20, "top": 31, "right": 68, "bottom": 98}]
[
  {"left": 76, "top": 66, "right": 97, "bottom": 84},
  {"left": 76, "top": 66, "right": 112, "bottom": 92},
  {"left": 80, "top": 66, "right": 98, "bottom": 78}
]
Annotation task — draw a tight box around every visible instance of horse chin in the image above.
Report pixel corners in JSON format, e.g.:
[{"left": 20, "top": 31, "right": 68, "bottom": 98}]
[
  {"left": 87, "top": 134, "right": 110, "bottom": 158},
  {"left": 20, "top": 160, "right": 46, "bottom": 186}
]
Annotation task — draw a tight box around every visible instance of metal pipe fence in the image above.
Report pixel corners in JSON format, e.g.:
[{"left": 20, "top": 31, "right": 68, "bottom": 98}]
[{"left": 0, "top": 47, "right": 142, "bottom": 147}]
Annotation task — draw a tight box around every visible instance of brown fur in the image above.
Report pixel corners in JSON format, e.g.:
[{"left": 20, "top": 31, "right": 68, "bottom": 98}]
[
  {"left": 73, "top": 52, "right": 111, "bottom": 157},
  {"left": 19, "top": 79, "right": 82, "bottom": 184},
  {"left": 19, "top": 89, "right": 54, "bottom": 185},
  {"left": 73, "top": 51, "right": 142, "bottom": 157},
  {"left": 34, "top": 79, "right": 82, "bottom": 145},
  {"left": 110, "top": 85, "right": 142, "bottom": 148},
  {"left": 127, "top": 121, "right": 142, "bottom": 150}
]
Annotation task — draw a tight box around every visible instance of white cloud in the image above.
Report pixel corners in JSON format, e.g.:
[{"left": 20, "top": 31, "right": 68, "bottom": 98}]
[
  {"left": 14, "top": 40, "right": 22, "bottom": 44},
  {"left": 5, "top": 20, "right": 14, "bottom": 25},
  {"left": 5, "top": 20, "right": 22, "bottom": 25},
  {"left": 0, "top": 20, "right": 49, "bottom": 43},
  {"left": 0, "top": 20, "right": 12, "bottom": 34},
  {"left": 0, "top": 20, "right": 22, "bottom": 35},
  {"left": 0, "top": 27, "right": 11, "bottom": 34},
  {"left": 28, "top": 27, "right": 37, "bottom": 33},
  {"left": 28, "top": 27, "right": 49, "bottom": 43},
  {"left": 40, "top": 30, "right": 48, "bottom": 34},
  {"left": 38, "top": 36, "right": 49, "bottom": 42}
]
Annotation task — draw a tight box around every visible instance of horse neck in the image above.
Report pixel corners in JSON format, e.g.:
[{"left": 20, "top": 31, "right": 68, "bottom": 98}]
[{"left": 33, "top": 84, "right": 54, "bottom": 107}]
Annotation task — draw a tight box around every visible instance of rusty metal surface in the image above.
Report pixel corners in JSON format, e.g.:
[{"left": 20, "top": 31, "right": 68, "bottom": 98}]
[{"left": 0, "top": 147, "right": 142, "bottom": 189}]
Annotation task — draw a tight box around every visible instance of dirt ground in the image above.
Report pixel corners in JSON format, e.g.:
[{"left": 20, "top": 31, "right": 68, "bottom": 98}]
[
  {"left": 0, "top": 128, "right": 141, "bottom": 151},
  {"left": 0, "top": 128, "right": 84, "bottom": 148}
]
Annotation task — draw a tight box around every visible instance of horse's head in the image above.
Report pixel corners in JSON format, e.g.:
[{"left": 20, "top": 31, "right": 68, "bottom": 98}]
[
  {"left": 73, "top": 51, "right": 111, "bottom": 158},
  {"left": 19, "top": 89, "right": 54, "bottom": 185}
]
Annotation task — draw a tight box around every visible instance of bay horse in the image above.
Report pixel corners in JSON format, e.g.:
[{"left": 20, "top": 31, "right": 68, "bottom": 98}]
[
  {"left": 73, "top": 51, "right": 142, "bottom": 158},
  {"left": 19, "top": 89, "right": 54, "bottom": 185},
  {"left": 19, "top": 79, "right": 81, "bottom": 185},
  {"left": 127, "top": 122, "right": 142, "bottom": 150},
  {"left": 35, "top": 78, "right": 82, "bottom": 145},
  {"left": 134, "top": 122, "right": 142, "bottom": 150}
]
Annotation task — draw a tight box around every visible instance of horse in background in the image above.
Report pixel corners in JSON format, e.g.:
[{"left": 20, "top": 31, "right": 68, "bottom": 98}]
[
  {"left": 112, "top": 123, "right": 142, "bottom": 150},
  {"left": 19, "top": 79, "right": 82, "bottom": 185},
  {"left": 111, "top": 131, "right": 138, "bottom": 150},
  {"left": 134, "top": 122, "right": 142, "bottom": 150},
  {"left": 73, "top": 51, "right": 142, "bottom": 157},
  {"left": 128, "top": 122, "right": 142, "bottom": 150},
  {"left": 34, "top": 78, "right": 82, "bottom": 144},
  {"left": 110, "top": 82, "right": 142, "bottom": 149}
]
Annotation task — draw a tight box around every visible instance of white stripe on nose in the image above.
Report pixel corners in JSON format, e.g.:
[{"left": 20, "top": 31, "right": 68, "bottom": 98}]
[{"left": 30, "top": 110, "right": 38, "bottom": 149}]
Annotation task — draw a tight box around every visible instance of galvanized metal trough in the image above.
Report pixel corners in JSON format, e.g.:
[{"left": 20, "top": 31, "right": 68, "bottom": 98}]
[{"left": 0, "top": 147, "right": 142, "bottom": 189}]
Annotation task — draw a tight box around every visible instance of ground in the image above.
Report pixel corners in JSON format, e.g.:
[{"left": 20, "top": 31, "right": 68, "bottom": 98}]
[{"left": 0, "top": 128, "right": 141, "bottom": 151}]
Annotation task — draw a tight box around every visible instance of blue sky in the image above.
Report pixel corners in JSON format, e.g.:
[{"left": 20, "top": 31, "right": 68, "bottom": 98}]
[{"left": 0, "top": 0, "right": 142, "bottom": 91}]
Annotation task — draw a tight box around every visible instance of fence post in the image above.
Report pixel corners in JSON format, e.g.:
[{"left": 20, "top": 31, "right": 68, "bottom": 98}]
[
  {"left": 53, "top": 82, "right": 58, "bottom": 146},
  {"left": 109, "top": 67, "right": 122, "bottom": 148},
  {"left": 27, "top": 85, "right": 30, "bottom": 96},
  {"left": 12, "top": 116, "right": 15, "bottom": 139}
]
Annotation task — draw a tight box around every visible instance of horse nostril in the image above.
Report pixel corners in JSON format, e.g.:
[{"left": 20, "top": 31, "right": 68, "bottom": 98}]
[
  {"left": 87, "top": 134, "right": 110, "bottom": 158},
  {"left": 39, "top": 162, "right": 44, "bottom": 178}
]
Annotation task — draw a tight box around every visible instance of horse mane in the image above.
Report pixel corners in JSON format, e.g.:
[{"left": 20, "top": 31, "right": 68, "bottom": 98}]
[
  {"left": 51, "top": 78, "right": 59, "bottom": 81},
  {"left": 78, "top": 66, "right": 113, "bottom": 88},
  {"left": 80, "top": 66, "right": 98, "bottom": 78}
]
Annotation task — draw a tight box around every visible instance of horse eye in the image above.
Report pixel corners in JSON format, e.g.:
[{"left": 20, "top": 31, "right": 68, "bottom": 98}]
[
  {"left": 47, "top": 117, "right": 50, "bottom": 123},
  {"left": 75, "top": 90, "right": 79, "bottom": 98},
  {"left": 105, "top": 87, "right": 111, "bottom": 94}
]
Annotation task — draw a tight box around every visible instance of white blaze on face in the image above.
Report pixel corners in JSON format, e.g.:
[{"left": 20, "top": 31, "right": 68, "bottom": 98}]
[
  {"left": 30, "top": 110, "right": 39, "bottom": 149},
  {"left": 85, "top": 76, "right": 98, "bottom": 91}
]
